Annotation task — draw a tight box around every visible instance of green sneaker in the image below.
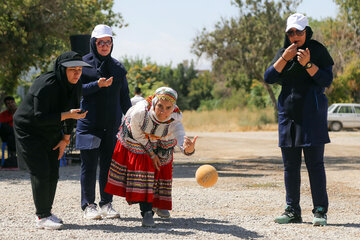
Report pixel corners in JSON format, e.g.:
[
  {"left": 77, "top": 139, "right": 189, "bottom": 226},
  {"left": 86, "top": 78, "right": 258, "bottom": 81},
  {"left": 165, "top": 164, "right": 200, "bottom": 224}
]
[
  {"left": 312, "top": 207, "right": 327, "bottom": 226},
  {"left": 274, "top": 206, "right": 302, "bottom": 224}
]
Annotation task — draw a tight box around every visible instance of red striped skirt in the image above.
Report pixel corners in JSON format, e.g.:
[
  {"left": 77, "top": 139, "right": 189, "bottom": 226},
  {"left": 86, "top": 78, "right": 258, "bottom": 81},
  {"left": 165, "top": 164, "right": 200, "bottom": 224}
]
[{"left": 105, "top": 140, "right": 173, "bottom": 210}]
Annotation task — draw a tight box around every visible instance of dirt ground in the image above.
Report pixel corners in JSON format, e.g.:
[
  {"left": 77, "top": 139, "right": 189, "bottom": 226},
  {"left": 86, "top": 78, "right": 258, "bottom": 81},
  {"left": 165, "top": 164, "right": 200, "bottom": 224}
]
[{"left": 1, "top": 131, "right": 360, "bottom": 239}]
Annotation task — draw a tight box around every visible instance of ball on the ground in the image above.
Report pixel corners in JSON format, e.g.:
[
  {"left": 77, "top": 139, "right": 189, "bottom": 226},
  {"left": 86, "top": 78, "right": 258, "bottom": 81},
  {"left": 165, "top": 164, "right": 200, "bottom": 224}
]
[{"left": 195, "top": 164, "right": 218, "bottom": 188}]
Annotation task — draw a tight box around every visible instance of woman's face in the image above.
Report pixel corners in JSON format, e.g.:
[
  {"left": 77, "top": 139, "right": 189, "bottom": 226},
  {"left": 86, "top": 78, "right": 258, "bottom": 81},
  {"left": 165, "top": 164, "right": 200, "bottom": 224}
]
[
  {"left": 286, "top": 28, "right": 306, "bottom": 47},
  {"left": 96, "top": 37, "right": 112, "bottom": 56},
  {"left": 154, "top": 98, "right": 174, "bottom": 122},
  {"left": 66, "top": 67, "right": 83, "bottom": 84}
]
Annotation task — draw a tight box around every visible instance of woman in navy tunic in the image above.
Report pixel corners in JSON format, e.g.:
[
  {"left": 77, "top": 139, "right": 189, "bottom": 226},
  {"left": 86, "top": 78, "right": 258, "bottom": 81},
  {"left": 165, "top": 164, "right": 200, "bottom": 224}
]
[
  {"left": 264, "top": 13, "right": 334, "bottom": 226},
  {"left": 76, "top": 24, "right": 131, "bottom": 219}
]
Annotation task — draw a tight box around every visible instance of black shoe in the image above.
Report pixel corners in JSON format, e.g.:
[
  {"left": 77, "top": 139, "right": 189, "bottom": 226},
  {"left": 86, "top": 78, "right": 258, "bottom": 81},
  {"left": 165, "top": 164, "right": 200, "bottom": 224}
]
[
  {"left": 142, "top": 211, "right": 155, "bottom": 227},
  {"left": 274, "top": 205, "right": 302, "bottom": 224},
  {"left": 312, "top": 206, "right": 327, "bottom": 226}
]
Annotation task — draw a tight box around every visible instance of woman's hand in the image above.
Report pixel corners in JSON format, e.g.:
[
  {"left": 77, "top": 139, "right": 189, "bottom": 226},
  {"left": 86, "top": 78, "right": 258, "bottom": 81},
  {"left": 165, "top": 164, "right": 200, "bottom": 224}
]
[
  {"left": 282, "top": 43, "right": 298, "bottom": 61},
  {"left": 61, "top": 109, "right": 87, "bottom": 121},
  {"left": 297, "top": 48, "right": 311, "bottom": 66},
  {"left": 98, "top": 77, "right": 113, "bottom": 88},
  {"left": 150, "top": 154, "right": 161, "bottom": 171},
  {"left": 183, "top": 136, "right": 198, "bottom": 155},
  {"left": 53, "top": 139, "right": 69, "bottom": 160}
]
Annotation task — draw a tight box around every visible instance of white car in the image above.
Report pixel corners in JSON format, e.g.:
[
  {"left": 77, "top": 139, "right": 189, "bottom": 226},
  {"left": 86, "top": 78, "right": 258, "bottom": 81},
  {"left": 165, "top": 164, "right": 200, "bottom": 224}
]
[{"left": 327, "top": 103, "right": 360, "bottom": 131}]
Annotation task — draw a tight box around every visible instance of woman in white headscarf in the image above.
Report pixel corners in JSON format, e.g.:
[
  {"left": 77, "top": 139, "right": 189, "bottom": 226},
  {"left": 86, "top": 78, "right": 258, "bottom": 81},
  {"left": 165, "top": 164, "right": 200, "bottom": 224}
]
[{"left": 105, "top": 87, "right": 197, "bottom": 227}]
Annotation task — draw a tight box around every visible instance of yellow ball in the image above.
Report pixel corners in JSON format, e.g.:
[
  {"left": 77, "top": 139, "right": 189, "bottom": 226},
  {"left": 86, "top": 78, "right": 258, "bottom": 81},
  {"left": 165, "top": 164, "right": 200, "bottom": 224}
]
[{"left": 195, "top": 164, "right": 218, "bottom": 188}]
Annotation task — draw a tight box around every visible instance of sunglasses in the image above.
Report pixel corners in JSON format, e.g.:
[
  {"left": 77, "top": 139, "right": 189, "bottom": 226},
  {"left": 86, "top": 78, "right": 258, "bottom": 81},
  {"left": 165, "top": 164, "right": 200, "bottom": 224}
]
[
  {"left": 286, "top": 29, "right": 305, "bottom": 37},
  {"left": 96, "top": 40, "right": 112, "bottom": 47}
]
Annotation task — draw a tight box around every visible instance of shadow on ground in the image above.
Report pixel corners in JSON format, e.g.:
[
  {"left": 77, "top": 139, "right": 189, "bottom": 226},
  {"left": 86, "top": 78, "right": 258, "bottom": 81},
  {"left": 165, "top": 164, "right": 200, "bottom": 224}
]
[
  {"left": 1, "top": 155, "right": 360, "bottom": 181},
  {"left": 63, "top": 216, "right": 262, "bottom": 239}
]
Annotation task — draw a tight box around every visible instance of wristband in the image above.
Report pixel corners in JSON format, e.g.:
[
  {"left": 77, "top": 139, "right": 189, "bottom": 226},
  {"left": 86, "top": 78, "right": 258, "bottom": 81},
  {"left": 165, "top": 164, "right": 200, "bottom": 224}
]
[
  {"left": 281, "top": 56, "right": 288, "bottom": 62},
  {"left": 149, "top": 153, "right": 156, "bottom": 159}
]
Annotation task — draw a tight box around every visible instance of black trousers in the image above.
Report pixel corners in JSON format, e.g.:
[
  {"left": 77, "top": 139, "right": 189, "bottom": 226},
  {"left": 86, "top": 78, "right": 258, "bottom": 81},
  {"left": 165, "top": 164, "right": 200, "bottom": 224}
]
[
  {"left": 27, "top": 148, "right": 59, "bottom": 218},
  {"left": 140, "top": 202, "right": 153, "bottom": 216},
  {"left": 0, "top": 122, "right": 16, "bottom": 152},
  {"left": 80, "top": 131, "right": 115, "bottom": 210},
  {"left": 14, "top": 127, "right": 60, "bottom": 218}
]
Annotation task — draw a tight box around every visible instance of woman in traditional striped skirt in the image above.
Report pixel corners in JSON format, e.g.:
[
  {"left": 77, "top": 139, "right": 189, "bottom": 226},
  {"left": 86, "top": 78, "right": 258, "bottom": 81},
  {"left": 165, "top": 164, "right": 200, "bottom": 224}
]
[{"left": 105, "top": 87, "right": 197, "bottom": 227}]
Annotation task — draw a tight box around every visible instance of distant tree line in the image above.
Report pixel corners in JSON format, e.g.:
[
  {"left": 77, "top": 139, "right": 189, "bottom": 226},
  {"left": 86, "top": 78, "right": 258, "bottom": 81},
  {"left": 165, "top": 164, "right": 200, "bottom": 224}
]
[{"left": 1, "top": 0, "right": 359, "bottom": 114}]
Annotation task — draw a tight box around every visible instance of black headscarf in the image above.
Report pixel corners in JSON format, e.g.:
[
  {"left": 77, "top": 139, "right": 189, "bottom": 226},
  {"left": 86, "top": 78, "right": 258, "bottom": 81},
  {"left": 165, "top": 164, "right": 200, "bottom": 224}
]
[
  {"left": 271, "top": 26, "right": 334, "bottom": 69},
  {"left": 89, "top": 37, "right": 114, "bottom": 78},
  {"left": 29, "top": 51, "right": 83, "bottom": 111}
]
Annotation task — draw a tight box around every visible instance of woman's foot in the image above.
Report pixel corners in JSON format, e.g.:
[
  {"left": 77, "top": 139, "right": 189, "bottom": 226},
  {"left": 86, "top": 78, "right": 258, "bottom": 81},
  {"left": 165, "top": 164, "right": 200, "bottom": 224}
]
[
  {"left": 153, "top": 208, "right": 170, "bottom": 218},
  {"left": 49, "top": 213, "right": 63, "bottom": 223},
  {"left": 312, "top": 207, "right": 327, "bottom": 226},
  {"left": 142, "top": 211, "right": 155, "bottom": 227},
  {"left": 274, "top": 205, "right": 302, "bottom": 224},
  {"left": 83, "top": 204, "right": 102, "bottom": 220},
  {"left": 36, "top": 216, "right": 63, "bottom": 230}
]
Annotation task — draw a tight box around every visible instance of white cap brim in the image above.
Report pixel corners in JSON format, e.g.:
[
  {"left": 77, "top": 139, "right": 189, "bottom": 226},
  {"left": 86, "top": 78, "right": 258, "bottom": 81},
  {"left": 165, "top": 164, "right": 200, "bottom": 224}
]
[
  {"left": 286, "top": 24, "right": 306, "bottom": 32},
  {"left": 92, "top": 34, "right": 113, "bottom": 39}
]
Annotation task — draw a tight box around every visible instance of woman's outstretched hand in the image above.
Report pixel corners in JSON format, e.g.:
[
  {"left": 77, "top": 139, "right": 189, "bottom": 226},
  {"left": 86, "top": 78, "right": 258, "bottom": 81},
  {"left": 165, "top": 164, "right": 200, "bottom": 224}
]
[{"left": 183, "top": 136, "right": 198, "bottom": 155}]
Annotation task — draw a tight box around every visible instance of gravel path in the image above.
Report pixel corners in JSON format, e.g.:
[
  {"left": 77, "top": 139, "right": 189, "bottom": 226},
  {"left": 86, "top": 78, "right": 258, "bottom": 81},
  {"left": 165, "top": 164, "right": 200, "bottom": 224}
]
[{"left": 1, "top": 131, "right": 360, "bottom": 239}]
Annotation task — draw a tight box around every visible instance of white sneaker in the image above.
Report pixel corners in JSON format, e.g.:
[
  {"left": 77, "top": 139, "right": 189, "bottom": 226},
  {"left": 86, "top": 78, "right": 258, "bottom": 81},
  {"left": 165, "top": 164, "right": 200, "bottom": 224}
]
[
  {"left": 49, "top": 214, "right": 63, "bottom": 223},
  {"left": 100, "top": 203, "right": 120, "bottom": 219},
  {"left": 36, "top": 216, "right": 63, "bottom": 230},
  {"left": 153, "top": 208, "right": 171, "bottom": 218},
  {"left": 84, "top": 204, "right": 102, "bottom": 220}
]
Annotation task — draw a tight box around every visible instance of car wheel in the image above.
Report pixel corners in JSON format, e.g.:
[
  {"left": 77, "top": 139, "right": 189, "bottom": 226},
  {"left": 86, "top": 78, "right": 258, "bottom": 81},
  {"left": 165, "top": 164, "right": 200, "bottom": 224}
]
[{"left": 330, "top": 121, "right": 342, "bottom": 131}]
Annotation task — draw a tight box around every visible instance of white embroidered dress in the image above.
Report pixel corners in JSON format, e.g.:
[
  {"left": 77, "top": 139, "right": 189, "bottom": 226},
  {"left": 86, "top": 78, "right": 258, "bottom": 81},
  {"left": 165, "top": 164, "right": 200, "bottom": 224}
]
[{"left": 117, "top": 99, "right": 185, "bottom": 166}]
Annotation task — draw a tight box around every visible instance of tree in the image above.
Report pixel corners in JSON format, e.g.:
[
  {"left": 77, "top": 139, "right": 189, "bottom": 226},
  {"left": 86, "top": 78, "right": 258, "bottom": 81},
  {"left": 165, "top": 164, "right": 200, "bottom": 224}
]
[
  {"left": 335, "top": 0, "right": 360, "bottom": 34},
  {"left": 192, "top": 0, "right": 300, "bottom": 113},
  {"left": 124, "top": 57, "right": 166, "bottom": 98},
  {"left": 327, "top": 58, "right": 360, "bottom": 104},
  {"left": 0, "top": 0, "right": 125, "bottom": 98},
  {"left": 310, "top": 1, "right": 360, "bottom": 102},
  {"left": 164, "top": 61, "right": 198, "bottom": 110},
  {"left": 188, "top": 71, "right": 214, "bottom": 110},
  {"left": 121, "top": 57, "right": 200, "bottom": 110},
  {"left": 310, "top": 16, "right": 360, "bottom": 76}
]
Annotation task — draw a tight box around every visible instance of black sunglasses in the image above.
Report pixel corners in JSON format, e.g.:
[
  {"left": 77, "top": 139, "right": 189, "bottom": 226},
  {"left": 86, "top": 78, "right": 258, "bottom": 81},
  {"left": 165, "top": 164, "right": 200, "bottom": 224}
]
[
  {"left": 96, "top": 40, "right": 112, "bottom": 47},
  {"left": 286, "top": 29, "right": 305, "bottom": 37}
]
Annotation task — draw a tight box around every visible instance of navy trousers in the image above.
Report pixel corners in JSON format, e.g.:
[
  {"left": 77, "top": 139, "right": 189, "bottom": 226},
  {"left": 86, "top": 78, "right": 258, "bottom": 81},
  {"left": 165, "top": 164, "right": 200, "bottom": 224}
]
[
  {"left": 281, "top": 145, "right": 328, "bottom": 215},
  {"left": 80, "top": 133, "right": 115, "bottom": 210}
]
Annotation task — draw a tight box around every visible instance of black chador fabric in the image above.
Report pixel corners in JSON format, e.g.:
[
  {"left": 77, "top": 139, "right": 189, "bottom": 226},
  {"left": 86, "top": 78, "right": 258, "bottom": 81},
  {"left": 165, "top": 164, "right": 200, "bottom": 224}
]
[
  {"left": 270, "top": 27, "right": 334, "bottom": 87},
  {"left": 14, "top": 51, "right": 82, "bottom": 146}
]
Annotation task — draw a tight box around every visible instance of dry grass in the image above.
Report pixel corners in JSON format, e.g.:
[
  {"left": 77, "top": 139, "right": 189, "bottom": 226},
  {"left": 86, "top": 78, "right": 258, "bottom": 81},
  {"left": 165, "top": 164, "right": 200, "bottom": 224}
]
[{"left": 182, "top": 108, "right": 278, "bottom": 132}]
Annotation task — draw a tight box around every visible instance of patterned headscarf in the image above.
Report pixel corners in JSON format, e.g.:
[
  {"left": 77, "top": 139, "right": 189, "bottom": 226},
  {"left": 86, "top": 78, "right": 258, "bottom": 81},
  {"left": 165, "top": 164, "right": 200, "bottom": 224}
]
[
  {"left": 144, "top": 87, "right": 181, "bottom": 123},
  {"left": 152, "top": 87, "right": 178, "bottom": 107}
]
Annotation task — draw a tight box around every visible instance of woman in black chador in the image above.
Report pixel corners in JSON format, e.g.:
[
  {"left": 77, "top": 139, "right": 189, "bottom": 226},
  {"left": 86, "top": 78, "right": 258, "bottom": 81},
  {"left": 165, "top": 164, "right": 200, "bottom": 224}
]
[{"left": 13, "top": 51, "right": 90, "bottom": 230}]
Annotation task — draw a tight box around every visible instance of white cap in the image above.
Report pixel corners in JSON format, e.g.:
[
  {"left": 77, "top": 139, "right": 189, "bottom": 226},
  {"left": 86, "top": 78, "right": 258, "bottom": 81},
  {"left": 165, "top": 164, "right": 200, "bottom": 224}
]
[
  {"left": 285, "top": 13, "right": 309, "bottom": 32},
  {"left": 91, "top": 24, "right": 113, "bottom": 38}
]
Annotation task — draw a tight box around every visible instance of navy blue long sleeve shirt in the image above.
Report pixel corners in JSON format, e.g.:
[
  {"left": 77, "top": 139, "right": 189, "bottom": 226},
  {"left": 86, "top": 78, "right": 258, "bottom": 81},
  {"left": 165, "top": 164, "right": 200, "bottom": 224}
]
[{"left": 264, "top": 59, "right": 333, "bottom": 147}]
